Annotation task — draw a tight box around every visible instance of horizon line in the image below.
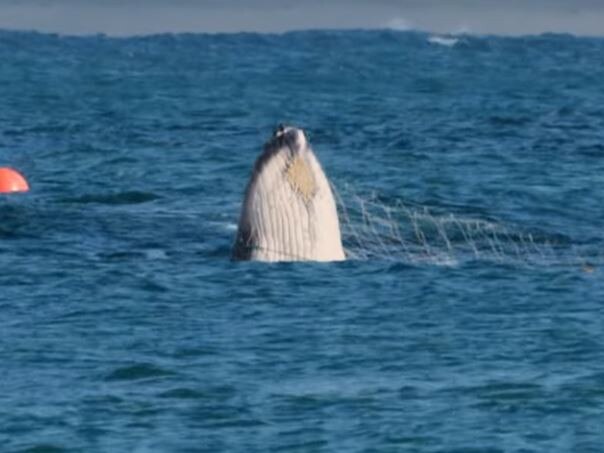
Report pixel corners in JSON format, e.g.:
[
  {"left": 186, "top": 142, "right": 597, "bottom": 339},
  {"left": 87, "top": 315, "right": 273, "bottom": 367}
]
[{"left": 1, "top": 26, "right": 602, "bottom": 40}]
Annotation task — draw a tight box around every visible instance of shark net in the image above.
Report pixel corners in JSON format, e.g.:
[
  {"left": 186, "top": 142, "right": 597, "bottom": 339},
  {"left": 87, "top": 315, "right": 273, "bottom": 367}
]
[{"left": 332, "top": 182, "right": 599, "bottom": 269}]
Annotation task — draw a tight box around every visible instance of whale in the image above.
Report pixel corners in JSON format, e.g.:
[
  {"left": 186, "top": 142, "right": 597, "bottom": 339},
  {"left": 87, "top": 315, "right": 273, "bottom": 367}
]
[{"left": 232, "top": 126, "right": 345, "bottom": 262}]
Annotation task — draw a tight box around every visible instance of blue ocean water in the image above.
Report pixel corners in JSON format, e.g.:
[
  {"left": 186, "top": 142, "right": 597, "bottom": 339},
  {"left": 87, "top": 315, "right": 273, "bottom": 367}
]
[{"left": 1, "top": 29, "right": 603, "bottom": 452}]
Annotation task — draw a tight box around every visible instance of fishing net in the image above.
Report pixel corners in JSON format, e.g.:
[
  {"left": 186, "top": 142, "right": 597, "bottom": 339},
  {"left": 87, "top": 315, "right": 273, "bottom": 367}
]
[{"left": 332, "top": 182, "right": 599, "bottom": 268}]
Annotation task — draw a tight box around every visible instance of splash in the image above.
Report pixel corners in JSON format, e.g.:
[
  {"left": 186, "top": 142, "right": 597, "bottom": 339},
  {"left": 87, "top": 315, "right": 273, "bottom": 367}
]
[
  {"left": 332, "top": 183, "right": 599, "bottom": 268},
  {"left": 427, "top": 35, "right": 459, "bottom": 47},
  {"left": 385, "top": 17, "right": 413, "bottom": 32}
]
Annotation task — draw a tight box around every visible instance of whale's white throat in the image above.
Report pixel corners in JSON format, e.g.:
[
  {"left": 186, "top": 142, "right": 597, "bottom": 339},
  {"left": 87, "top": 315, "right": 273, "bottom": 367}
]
[{"left": 233, "top": 126, "right": 345, "bottom": 262}]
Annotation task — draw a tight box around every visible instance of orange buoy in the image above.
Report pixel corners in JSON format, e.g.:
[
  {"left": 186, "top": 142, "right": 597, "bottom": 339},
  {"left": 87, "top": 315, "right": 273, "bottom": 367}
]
[{"left": 0, "top": 167, "right": 29, "bottom": 193}]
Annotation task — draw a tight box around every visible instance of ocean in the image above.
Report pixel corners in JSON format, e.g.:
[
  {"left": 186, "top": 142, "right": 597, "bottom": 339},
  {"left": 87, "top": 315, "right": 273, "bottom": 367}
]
[{"left": 1, "top": 29, "right": 603, "bottom": 452}]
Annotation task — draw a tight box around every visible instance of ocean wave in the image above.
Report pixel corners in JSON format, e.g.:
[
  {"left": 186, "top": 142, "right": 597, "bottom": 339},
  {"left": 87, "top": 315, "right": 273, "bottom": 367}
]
[
  {"left": 60, "top": 191, "right": 160, "bottom": 205},
  {"left": 427, "top": 35, "right": 460, "bottom": 47}
]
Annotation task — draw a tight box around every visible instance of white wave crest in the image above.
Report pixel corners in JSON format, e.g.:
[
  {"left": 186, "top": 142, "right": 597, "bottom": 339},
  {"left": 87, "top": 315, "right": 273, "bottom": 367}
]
[
  {"left": 385, "top": 17, "right": 412, "bottom": 31},
  {"left": 428, "top": 35, "right": 459, "bottom": 47}
]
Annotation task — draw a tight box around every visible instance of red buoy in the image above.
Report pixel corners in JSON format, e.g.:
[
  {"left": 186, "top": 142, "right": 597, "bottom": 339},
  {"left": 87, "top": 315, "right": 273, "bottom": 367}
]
[{"left": 0, "top": 167, "right": 29, "bottom": 193}]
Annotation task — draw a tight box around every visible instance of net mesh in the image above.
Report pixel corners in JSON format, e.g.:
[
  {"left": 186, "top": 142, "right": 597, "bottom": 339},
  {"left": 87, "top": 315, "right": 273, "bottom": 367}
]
[{"left": 333, "top": 182, "right": 599, "bottom": 268}]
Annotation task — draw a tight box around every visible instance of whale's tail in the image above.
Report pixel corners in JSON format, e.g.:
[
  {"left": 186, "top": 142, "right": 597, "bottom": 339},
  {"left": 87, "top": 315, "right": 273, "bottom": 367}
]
[{"left": 233, "top": 126, "right": 345, "bottom": 262}]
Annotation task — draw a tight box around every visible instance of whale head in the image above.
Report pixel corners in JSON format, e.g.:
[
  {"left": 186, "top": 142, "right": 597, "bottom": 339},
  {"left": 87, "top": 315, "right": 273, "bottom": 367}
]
[
  {"left": 233, "top": 126, "right": 345, "bottom": 262},
  {"left": 272, "top": 124, "right": 309, "bottom": 150}
]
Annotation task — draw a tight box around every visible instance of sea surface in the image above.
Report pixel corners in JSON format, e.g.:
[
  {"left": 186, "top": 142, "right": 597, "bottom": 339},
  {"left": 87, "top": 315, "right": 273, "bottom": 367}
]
[{"left": 1, "top": 29, "right": 603, "bottom": 452}]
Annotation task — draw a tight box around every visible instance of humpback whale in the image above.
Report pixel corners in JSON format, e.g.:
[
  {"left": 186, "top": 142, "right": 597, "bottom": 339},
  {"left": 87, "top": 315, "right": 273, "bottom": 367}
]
[{"left": 233, "top": 126, "right": 345, "bottom": 262}]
